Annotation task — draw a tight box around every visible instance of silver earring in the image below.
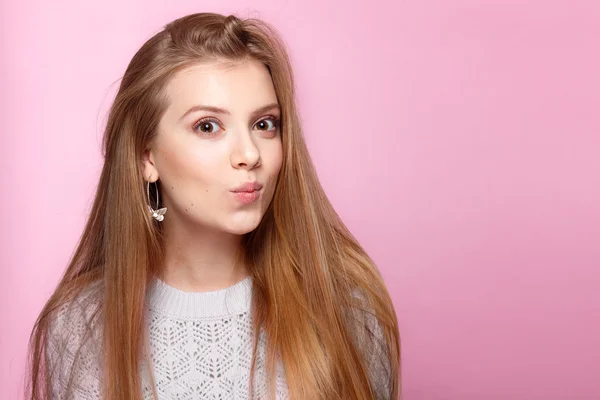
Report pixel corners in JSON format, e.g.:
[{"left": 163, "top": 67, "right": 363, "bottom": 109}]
[{"left": 147, "top": 179, "right": 167, "bottom": 222}]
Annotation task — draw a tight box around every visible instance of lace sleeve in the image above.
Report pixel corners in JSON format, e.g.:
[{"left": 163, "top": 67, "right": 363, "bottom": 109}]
[{"left": 45, "top": 287, "right": 103, "bottom": 400}]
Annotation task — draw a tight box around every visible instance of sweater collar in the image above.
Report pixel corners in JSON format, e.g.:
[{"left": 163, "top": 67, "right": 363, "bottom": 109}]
[{"left": 146, "top": 275, "right": 253, "bottom": 319}]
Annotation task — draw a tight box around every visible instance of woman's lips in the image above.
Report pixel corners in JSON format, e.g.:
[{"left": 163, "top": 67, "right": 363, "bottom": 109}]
[
  {"left": 231, "top": 181, "right": 263, "bottom": 192},
  {"left": 231, "top": 188, "right": 262, "bottom": 205}
]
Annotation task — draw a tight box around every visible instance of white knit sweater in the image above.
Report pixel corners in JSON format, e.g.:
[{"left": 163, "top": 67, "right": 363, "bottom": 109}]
[{"left": 45, "top": 275, "right": 391, "bottom": 399}]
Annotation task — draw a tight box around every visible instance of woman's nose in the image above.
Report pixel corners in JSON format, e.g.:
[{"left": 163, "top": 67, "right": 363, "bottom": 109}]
[{"left": 231, "top": 129, "right": 261, "bottom": 169}]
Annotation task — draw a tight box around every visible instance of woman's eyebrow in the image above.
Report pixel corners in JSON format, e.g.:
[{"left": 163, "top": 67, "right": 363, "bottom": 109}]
[{"left": 178, "top": 103, "right": 280, "bottom": 122}]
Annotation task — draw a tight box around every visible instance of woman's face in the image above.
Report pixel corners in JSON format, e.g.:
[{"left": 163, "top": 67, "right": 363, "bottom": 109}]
[{"left": 142, "top": 58, "right": 283, "bottom": 235}]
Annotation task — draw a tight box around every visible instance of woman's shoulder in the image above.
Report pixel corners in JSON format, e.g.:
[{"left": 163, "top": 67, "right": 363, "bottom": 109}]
[
  {"left": 45, "top": 279, "right": 104, "bottom": 399},
  {"left": 346, "top": 287, "right": 387, "bottom": 349},
  {"left": 47, "top": 279, "right": 104, "bottom": 341},
  {"left": 346, "top": 286, "right": 393, "bottom": 399}
]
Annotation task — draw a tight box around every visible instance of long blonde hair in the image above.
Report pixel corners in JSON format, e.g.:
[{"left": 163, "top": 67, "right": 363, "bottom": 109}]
[{"left": 26, "top": 12, "right": 401, "bottom": 400}]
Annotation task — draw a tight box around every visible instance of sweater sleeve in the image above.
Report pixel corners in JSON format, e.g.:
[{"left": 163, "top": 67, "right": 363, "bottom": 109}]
[
  {"left": 45, "top": 287, "right": 103, "bottom": 400},
  {"left": 348, "top": 290, "right": 394, "bottom": 400},
  {"left": 362, "top": 307, "right": 393, "bottom": 400}
]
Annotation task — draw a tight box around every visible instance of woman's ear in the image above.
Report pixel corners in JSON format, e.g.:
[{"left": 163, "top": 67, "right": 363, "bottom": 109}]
[{"left": 141, "top": 147, "right": 159, "bottom": 182}]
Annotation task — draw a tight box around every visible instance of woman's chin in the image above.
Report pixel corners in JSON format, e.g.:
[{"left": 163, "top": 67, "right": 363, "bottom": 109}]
[{"left": 224, "top": 214, "right": 264, "bottom": 235}]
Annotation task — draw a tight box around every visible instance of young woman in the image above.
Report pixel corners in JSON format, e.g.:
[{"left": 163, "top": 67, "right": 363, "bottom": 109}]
[{"left": 26, "top": 12, "right": 401, "bottom": 400}]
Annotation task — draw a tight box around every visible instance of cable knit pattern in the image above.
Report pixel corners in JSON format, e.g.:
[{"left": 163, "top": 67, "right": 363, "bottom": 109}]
[{"left": 45, "top": 276, "right": 391, "bottom": 399}]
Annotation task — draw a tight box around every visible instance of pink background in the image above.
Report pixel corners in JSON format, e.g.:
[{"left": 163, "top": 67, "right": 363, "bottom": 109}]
[{"left": 1, "top": 1, "right": 599, "bottom": 399}]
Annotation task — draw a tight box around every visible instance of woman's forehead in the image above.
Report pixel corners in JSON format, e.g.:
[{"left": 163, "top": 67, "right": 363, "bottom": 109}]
[{"left": 163, "top": 59, "right": 278, "bottom": 121}]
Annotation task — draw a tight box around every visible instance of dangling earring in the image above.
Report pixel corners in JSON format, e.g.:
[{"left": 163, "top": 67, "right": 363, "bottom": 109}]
[{"left": 147, "top": 178, "right": 167, "bottom": 222}]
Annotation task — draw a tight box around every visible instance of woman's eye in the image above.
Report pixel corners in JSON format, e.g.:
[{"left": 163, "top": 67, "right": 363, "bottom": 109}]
[
  {"left": 193, "top": 116, "right": 279, "bottom": 136},
  {"left": 193, "top": 119, "right": 221, "bottom": 135},
  {"left": 254, "top": 117, "right": 279, "bottom": 132}
]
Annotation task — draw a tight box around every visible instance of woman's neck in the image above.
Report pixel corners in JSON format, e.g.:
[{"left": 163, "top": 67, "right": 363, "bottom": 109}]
[{"left": 158, "top": 219, "right": 249, "bottom": 292}]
